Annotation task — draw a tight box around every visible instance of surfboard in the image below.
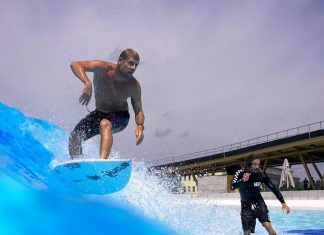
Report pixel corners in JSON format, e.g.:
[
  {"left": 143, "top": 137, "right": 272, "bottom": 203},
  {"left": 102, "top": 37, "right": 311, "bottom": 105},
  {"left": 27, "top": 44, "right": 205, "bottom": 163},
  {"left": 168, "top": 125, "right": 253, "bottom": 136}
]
[{"left": 52, "top": 159, "right": 132, "bottom": 195}]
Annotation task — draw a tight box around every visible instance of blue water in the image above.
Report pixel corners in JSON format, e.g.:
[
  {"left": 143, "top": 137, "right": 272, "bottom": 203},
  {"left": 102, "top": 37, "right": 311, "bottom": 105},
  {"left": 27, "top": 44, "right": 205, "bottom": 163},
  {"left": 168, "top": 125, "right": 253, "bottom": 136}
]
[
  {"left": 1, "top": 102, "right": 324, "bottom": 235},
  {"left": 0, "top": 103, "right": 174, "bottom": 235},
  {"left": 253, "top": 208, "right": 324, "bottom": 235}
]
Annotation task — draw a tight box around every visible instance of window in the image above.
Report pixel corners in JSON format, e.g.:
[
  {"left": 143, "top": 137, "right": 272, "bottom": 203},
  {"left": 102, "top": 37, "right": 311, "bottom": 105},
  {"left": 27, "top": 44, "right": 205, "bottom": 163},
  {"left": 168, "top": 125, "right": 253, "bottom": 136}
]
[
  {"left": 193, "top": 186, "right": 196, "bottom": 192},
  {"left": 189, "top": 175, "right": 191, "bottom": 180},
  {"left": 188, "top": 186, "right": 191, "bottom": 192},
  {"left": 183, "top": 186, "right": 186, "bottom": 193}
]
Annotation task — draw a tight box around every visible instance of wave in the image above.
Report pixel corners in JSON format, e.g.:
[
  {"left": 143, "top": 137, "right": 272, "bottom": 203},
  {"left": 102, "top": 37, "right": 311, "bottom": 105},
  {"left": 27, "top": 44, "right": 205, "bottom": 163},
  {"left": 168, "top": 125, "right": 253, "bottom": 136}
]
[{"left": 0, "top": 103, "right": 175, "bottom": 235}]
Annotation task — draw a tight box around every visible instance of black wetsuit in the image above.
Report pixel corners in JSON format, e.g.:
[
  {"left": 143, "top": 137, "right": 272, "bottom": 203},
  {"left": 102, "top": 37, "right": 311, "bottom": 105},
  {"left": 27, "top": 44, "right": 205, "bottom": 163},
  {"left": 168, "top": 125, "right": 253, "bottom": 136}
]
[{"left": 231, "top": 169, "right": 285, "bottom": 233}]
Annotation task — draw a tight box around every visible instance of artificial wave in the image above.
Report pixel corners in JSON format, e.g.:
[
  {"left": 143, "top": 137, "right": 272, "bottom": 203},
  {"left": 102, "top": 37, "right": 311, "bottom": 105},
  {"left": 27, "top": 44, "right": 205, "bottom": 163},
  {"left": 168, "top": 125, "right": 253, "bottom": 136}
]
[
  {"left": 3, "top": 102, "right": 320, "bottom": 235},
  {"left": 0, "top": 103, "right": 175, "bottom": 235}
]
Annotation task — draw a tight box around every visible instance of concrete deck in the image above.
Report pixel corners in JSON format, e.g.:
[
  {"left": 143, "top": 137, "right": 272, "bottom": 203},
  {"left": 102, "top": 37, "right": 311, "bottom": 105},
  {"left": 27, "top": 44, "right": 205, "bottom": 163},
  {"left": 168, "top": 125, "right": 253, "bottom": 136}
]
[{"left": 179, "top": 190, "right": 324, "bottom": 210}]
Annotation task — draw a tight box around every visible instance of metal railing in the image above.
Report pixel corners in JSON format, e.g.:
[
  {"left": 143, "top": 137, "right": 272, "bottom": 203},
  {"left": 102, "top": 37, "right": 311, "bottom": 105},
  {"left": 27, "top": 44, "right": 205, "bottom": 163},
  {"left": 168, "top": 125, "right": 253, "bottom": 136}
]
[{"left": 147, "top": 121, "right": 324, "bottom": 167}]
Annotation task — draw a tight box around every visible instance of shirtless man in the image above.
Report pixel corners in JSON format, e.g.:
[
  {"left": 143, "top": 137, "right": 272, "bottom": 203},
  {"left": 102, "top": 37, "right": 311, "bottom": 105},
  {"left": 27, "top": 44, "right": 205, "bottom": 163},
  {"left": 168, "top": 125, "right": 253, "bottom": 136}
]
[{"left": 68, "top": 48, "right": 144, "bottom": 159}]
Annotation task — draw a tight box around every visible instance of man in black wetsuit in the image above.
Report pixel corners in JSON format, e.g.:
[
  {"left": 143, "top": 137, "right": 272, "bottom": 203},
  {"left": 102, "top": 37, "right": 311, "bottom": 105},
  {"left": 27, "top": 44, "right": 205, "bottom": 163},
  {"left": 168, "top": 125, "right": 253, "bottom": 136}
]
[{"left": 231, "top": 155, "right": 290, "bottom": 235}]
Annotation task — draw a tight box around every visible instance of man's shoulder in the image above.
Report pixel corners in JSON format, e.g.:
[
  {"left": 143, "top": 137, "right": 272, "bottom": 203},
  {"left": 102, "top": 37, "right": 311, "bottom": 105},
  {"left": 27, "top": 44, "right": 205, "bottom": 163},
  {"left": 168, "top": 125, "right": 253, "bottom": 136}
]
[
  {"left": 129, "top": 76, "right": 140, "bottom": 86},
  {"left": 100, "top": 61, "right": 116, "bottom": 70},
  {"left": 88, "top": 60, "right": 116, "bottom": 70},
  {"left": 260, "top": 172, "right": 269, "bottom": 182}
]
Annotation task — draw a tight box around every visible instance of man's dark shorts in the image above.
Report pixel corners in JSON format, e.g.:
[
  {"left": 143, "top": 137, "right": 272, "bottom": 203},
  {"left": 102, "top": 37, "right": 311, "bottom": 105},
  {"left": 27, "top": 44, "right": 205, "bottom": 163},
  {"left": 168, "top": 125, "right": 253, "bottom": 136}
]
[
  {"left": 240, "top": 199, "right": 270, "bottom": 233},
  {"left": 73, "top": 110, "right": 130, "bottom": 140}
]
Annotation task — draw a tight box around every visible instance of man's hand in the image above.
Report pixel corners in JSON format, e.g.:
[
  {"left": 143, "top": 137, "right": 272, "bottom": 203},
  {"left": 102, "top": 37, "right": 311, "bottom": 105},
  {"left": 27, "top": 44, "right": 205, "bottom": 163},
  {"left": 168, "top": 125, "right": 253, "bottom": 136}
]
[
  {"left": 282, "top": 203, "right": 291, "bottom": 214},
  {"left": 79, "top": 83, "right": 92, "bottom": 106},
  {"left": 242, "top": 173, "right": 251, "bottom": 182},
  {"left": 135, "top": 125, "right": 144, "bottom": 145}
]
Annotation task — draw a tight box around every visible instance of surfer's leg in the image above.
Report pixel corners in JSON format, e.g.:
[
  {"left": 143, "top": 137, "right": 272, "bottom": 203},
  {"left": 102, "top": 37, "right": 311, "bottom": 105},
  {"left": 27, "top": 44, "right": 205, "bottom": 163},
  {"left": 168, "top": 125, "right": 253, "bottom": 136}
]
[
  {"left": 262, "top": 222, "right": 276, "bottom": 235},
  {"left": 257, "top": 199, "right": 275, "bottom": 235},
  {"left": 99, "top": 119, "right": 113, "bottom": 159},
  {"left": 241, "top": 202, "right": 255, "bottom": 235},
  {"left": 68, "top": 130, "right": 85, "bottom": 159},
  {"left": 68, "top": 111, "right": 100, "bottom": 159}
]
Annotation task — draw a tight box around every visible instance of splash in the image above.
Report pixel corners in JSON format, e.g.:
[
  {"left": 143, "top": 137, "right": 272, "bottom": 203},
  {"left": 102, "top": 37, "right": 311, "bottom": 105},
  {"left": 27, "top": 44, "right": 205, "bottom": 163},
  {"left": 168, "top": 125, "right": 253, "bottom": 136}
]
[
  {"left": 0, "top": 102, "right": 242, "bottom": 235},
  {"left": 0, "top": 103, "right": 174, "bottom": 235},
  {"left": 106, "top": 161, "right": 240, "bottom": 235},
  {"left": 1, "top": 102, "right": 310, "bottom": 235}
]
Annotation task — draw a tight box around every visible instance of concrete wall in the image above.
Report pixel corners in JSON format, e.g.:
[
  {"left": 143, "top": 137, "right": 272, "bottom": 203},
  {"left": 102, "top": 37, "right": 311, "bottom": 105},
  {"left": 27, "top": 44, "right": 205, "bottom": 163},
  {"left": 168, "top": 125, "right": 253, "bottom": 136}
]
[{"left": 198, "top": 175, "right": 227, "bottom": 194}]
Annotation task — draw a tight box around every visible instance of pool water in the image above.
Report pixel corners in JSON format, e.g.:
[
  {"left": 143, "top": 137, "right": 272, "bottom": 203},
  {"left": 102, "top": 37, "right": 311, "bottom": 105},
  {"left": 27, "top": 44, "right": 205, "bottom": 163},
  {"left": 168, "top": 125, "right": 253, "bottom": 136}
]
[{"left": 1, "top": 102, "right": 323, "bottom": 235}]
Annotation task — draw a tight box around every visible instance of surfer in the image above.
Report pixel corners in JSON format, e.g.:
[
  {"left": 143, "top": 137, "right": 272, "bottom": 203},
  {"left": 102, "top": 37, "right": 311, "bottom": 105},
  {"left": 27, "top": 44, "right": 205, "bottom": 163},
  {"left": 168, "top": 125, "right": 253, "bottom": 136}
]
[
  {"left": 68, "top": 48, "right": 145, "bottom": 159},
  {"left": 231, "top": 155, "right": 290, "bottom": 235}
]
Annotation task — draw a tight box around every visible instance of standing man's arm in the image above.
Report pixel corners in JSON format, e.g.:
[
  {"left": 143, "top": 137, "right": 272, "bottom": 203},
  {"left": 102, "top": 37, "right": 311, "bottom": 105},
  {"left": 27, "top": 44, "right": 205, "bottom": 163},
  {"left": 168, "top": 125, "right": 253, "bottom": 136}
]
[
  {"left": 70, "top": 60, "right": 111, "bottom": 106},
  {"left": 231, "top": 169, "right": 247, "bottom": 190},
  {"left": 263, "top": 174, "right": 291, "bottom": 214},
  {"left": 131, "top": 80, "right": 145, "bottom": 145}
]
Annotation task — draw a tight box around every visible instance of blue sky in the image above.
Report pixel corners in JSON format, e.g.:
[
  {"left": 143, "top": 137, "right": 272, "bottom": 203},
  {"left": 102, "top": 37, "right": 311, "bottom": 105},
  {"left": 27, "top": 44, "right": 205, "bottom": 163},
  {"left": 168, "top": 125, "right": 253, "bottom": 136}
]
[{"left": 1, "top": 0, "right": 324, "bottom": 173}]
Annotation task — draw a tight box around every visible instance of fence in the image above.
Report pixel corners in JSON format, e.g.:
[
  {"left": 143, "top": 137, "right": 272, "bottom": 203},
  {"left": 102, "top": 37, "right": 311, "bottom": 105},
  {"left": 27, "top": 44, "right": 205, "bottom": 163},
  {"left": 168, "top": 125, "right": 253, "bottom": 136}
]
[{"left": 148, "top": 121, "right": 324, "bottom": 167}]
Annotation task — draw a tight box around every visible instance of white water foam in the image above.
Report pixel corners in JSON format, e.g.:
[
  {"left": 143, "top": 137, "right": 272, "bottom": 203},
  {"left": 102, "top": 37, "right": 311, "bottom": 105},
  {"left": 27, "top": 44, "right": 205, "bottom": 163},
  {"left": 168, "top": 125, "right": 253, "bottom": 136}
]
[{"left": 108, "top": 160, "right": 241, "bottom": 235}]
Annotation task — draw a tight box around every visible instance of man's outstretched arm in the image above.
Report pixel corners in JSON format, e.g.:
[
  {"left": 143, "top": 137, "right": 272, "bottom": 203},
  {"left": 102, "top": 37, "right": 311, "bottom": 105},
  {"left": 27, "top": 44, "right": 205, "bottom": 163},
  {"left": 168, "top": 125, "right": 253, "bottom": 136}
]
[
  {"left": 263, "top": 174, "right": 291, "bottom": 213},
  {"left": 131, "top": 80, "right": 145, "bottom": 145},
  {"left": 231, "top": 169, "right": 245, "bottom": 190},
  {"left": 70, "top": 60, "right": 111, "bottom": 106},
  {"left": 71, "top": 60, "right": 110, "bottom": 83}
]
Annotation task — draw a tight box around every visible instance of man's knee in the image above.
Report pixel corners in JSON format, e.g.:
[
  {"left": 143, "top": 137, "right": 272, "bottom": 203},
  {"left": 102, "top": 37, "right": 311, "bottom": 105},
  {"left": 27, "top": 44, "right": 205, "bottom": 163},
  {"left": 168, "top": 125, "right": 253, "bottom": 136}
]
[
  {"left": 244, "top": 230, "right": 251, "bottom": 235},
  {"left": 100, "top": 119, "right": 113, "bottom": 132}
]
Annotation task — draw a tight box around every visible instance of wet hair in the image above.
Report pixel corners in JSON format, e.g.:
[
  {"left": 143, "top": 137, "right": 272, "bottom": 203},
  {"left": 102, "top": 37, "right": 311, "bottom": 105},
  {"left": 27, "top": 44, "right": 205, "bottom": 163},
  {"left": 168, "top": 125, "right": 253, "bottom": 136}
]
[
  {"left": 245, "top": 154, "right": 260, "bottom": 171},
  {"left": 118, "top": 48, "right": 140, "bottom": 62}
]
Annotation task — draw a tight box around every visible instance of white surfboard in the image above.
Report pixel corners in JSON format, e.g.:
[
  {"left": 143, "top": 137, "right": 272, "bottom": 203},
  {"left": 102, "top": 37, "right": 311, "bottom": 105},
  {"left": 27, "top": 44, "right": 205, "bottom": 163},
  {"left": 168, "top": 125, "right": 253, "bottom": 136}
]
[{"left": 52, "top": 159, "right": 132, "bottom": 195}]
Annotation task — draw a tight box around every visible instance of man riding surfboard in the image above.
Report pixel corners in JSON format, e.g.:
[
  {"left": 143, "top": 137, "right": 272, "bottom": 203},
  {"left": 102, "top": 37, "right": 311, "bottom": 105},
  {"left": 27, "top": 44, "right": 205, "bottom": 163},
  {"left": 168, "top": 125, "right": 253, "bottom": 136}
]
[{"left": 68, "top": 49, "right": 145, "bottom": 159}]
